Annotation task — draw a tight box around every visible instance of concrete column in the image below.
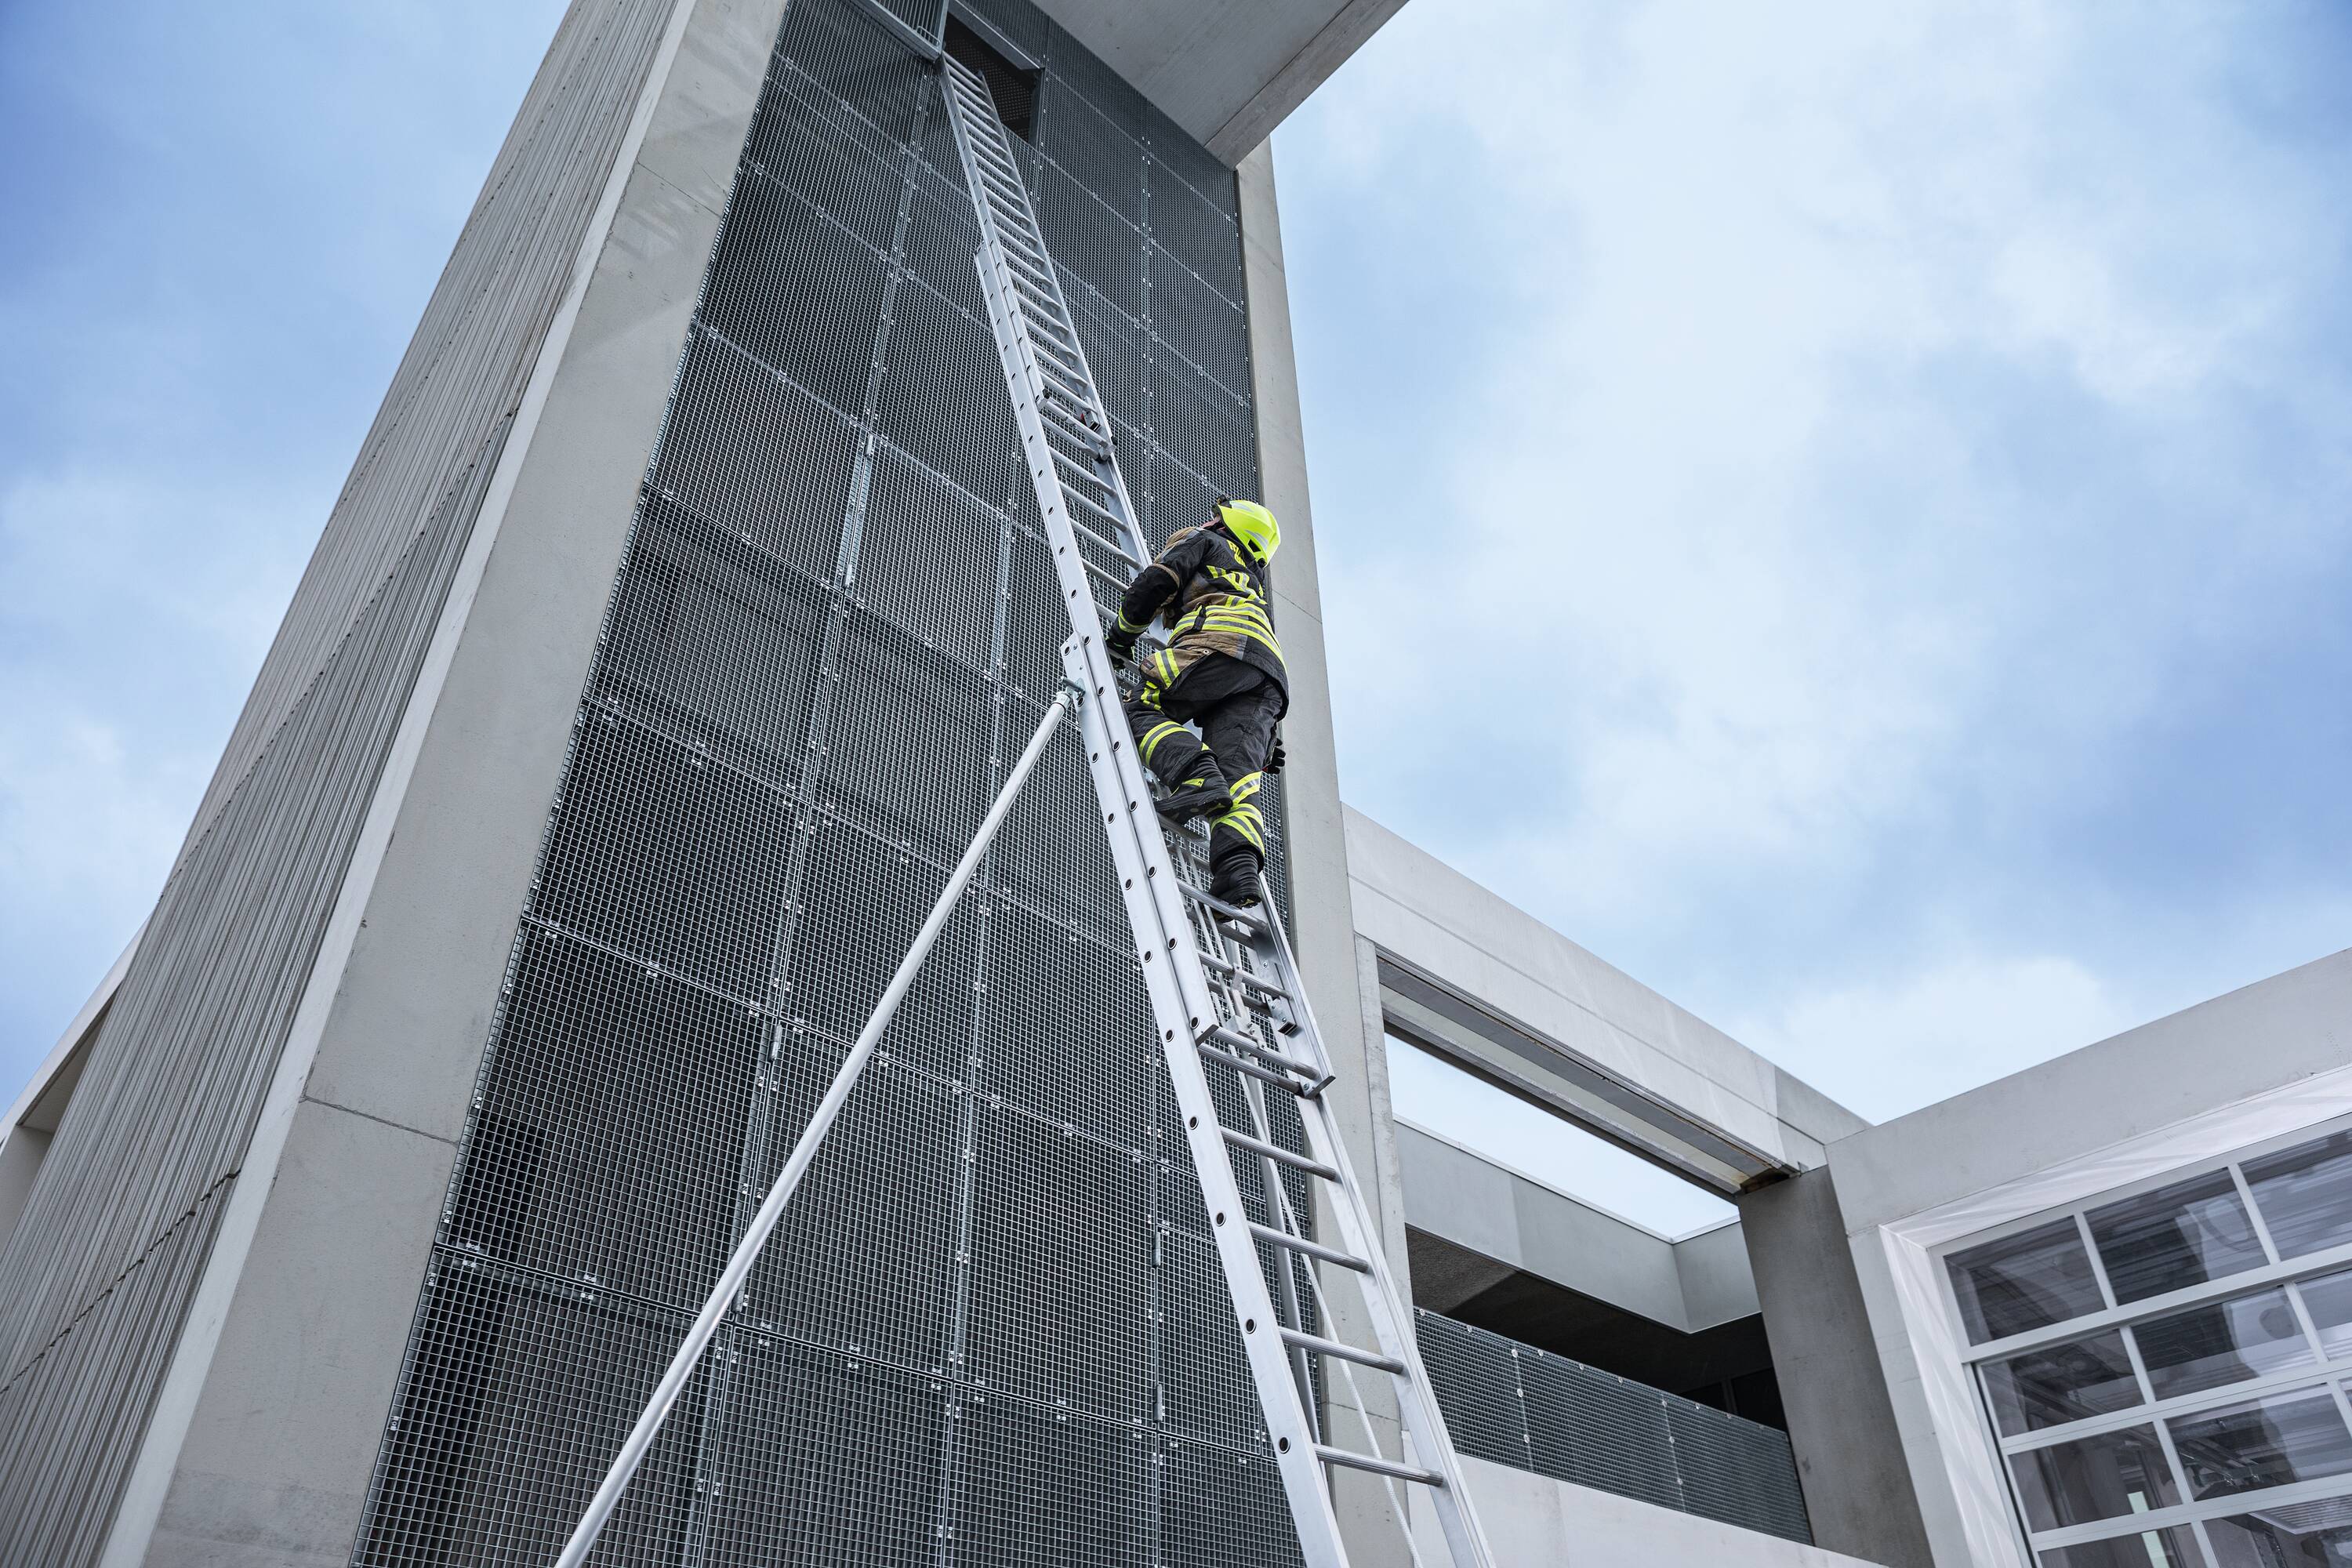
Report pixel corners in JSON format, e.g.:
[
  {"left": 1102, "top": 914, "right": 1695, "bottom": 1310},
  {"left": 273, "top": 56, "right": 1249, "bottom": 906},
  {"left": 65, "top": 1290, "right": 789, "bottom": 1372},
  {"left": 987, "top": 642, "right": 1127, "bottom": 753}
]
[
  {"left": 1238, "top": 138, "right": 1416, "bottom": 1567},
  {"left": 100, "top": 2, "right": 789, "bottom": 1563},
  {"left": 1739, "top": 1168, "right": 1933, "bottom": 1568}
]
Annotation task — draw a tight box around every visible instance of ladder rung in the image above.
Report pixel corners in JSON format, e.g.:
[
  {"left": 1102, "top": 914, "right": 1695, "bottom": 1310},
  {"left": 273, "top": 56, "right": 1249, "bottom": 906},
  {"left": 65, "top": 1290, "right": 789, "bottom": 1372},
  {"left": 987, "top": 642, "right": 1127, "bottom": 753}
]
[
  {"left": 1051, "top": 448, "right": 1116, "bottom": 489},
  {"left": 1247, "top": 1222, "right": 1369, "bottom": 1274},
  {"left": 1315, "top": 1444, "right": 1446, "bottom": 1487},
  {"left": 1040, "top": 397, "right": 1106, "bottom": 447},
  {"left": 1198, "top": 950, "right": 1293, "bottom": 1000},
  {"left": 1059, "top": 484, "right": 1141, "bottom": 546},
  {"left": 1063, "top": 510, "right": 1141, "bottom": 567},
  {"left": 1196, "top": 1040, "right": 1323, "bottom": 1098},
  {"left": 1181, "top": 883, "right": 1267, "bottom": 930},
  {"left": 1280, "top": 1328, "right": 1406, "bottom": 1376},
  {"left": 1221, "top": 1127, "right": 1339, "bottom": 1181},
  {"left": 1203, "top": 1021, "right": 1291, "bottom": 1065}
]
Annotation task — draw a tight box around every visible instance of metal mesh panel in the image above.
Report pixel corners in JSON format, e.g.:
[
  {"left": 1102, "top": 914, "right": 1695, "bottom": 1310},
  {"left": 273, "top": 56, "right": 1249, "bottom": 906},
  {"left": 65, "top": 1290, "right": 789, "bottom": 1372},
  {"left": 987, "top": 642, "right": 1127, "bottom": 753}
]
[
  {"left": 700, "top": 1338, "right": 946, "bottom": 1566},
  {"left": 1417, "top": 1310, "right": 1815, "bottom": 1544},
  {"left": 1148, "top": 175, "right": 1245, "bottom": 310},
  {"left": 1665, "top": 1399, "right": 1813, "bottom": 1543},
  {"left": 359, "top": 0, "right": 1300, "bottom": 1560},
  {"left": 1415, "top": 1312, "right": 1533, "bottom": 1471},
  {"left": 1149, "top": 244, "right": 1250, "bottom": 394}
]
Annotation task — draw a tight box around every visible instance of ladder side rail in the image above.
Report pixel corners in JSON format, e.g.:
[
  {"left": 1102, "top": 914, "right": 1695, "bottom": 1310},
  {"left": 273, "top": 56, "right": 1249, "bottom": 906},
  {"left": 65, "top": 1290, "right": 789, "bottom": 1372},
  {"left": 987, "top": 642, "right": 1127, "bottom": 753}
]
[
  {"left": 1248, "top": 885, "right": 1501, "bottom": 1568},
  {"left": 938, "top": 65, "right": 1347, "bottom": 1560},
  {"left": 938, "top": 60, "right": 1151, "bottom": 567},
  {"left": 942, "top": 60, "right": 1493, "bottom": 1567},
  {"left": 1058, "top": 644, "right": 1355, "bottom": 1568}
]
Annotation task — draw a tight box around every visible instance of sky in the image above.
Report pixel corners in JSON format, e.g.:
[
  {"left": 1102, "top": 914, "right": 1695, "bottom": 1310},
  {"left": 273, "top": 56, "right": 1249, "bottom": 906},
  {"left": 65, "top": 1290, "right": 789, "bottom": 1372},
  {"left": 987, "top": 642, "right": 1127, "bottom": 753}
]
[{"left": 4, "top": 2, "right": 2350, "bottom": 1231}]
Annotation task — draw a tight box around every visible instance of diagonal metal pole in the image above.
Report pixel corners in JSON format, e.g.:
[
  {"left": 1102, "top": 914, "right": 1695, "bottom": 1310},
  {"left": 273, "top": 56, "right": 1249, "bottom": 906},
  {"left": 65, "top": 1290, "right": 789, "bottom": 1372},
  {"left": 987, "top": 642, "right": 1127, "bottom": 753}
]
[{"left": 552, "top": 677, "right": 1080, "bottom": 1568}]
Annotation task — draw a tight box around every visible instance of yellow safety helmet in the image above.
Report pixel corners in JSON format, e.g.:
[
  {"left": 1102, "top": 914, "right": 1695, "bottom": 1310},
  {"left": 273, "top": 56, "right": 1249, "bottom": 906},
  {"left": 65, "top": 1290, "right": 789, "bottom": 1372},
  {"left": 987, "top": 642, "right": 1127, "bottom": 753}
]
[{"left": 1214, "top": 498, "right": 1280, "bottom": 564}]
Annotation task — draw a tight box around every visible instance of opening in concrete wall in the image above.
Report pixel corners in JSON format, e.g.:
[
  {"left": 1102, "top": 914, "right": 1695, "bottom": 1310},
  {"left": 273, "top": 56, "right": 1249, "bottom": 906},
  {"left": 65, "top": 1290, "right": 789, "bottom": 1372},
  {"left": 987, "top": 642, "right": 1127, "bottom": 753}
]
[{"left": 1385, "top": 1033, "right": 1733, "bottom": 1237}]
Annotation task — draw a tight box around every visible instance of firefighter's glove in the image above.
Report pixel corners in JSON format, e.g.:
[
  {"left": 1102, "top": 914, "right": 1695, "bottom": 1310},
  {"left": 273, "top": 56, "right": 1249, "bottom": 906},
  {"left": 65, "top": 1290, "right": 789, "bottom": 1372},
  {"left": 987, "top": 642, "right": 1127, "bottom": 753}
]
[
  {"left": 1104, "top": 628, "right": 1138, "bottom": 669},
  {"left": 1265, "top": 735, "right": 1287, "bottom": 775}
]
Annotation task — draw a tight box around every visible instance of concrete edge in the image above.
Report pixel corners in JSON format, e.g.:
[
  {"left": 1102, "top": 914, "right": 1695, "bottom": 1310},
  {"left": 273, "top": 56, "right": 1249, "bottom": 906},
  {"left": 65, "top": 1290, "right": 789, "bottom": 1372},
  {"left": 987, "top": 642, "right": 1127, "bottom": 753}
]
[
  {"left": 89, "top": 7, "right": 708, "bottom": 1560},
  {"left": 1, "top": 922, "right": 142, "bottom": 1146}
]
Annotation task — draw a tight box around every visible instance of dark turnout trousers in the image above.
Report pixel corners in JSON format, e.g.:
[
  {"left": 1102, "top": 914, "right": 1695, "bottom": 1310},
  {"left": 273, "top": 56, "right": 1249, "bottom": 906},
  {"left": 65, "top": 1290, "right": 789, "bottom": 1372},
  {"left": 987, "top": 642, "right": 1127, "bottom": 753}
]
[{"left": 1123, "top": 652, "right": 1282, "bottom": 885}]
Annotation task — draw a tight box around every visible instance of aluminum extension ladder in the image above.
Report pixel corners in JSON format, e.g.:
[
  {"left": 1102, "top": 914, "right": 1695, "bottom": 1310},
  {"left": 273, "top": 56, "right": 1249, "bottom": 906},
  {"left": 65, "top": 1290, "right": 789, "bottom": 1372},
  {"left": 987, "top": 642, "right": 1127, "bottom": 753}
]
[{"left": 936, "top": 53, "right": 1498, "bottom": 1568}]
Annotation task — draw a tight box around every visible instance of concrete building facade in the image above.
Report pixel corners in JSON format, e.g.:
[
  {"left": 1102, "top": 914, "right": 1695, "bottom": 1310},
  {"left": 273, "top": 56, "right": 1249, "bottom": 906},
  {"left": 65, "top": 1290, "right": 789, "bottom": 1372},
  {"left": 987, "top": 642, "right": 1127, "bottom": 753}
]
[{"left": 5, "top": 4, "right": 2350, "bottom": 1568}]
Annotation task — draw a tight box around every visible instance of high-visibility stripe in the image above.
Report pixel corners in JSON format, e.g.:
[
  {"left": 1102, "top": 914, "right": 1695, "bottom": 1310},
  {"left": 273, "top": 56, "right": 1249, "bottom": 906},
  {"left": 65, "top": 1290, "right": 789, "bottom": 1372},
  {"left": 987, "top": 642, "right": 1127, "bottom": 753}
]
[{"left": 1139, "top": 721, "right": 1186, "bottom": 764}]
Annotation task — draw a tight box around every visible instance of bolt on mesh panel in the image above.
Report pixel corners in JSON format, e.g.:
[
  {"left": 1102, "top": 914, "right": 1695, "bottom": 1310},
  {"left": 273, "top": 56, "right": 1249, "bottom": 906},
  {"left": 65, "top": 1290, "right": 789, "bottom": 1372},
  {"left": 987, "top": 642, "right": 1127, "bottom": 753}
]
[
  {"left": 742, "top": 1040, "right": 965, "bottom": 1373},
  {"left": 949, "top": 1392, "right": 1153, "bottom": 1564},
  {"left": 1035, "top": 83, "right": 1143, "bottom": 226},
  {"left": 1161, "top": 1438, "right": 1305, "bottom": 1568},
  {"left": 962, "top": 1102, "right": 1152, "bottom": 1422},
  {"left": 1032, "top": 159, "right": 1144, "bottom": 317},
  {"left": 361, "top": 1261, "right": 724, "bottom": 1566},
  {"left": 356, "top": 0, "right": 1294, "bottom": 1560},
  {"left": 697, "top": 1337, "right": 946, "bottom": 1566},
  {"left": 771, "top": 1, "right": 930, "bottom": 143},
  {"left": 1149, "top": 250, "right": 1251, "bottom": 399},
  {"left": 649, "top": 332, "right": 858, "bottom": 571},
  {"left": 1146, "top": 175, "right": 1246, "bottom": 310},
  {"left": 1416, "top": 1311, "right": 1814, "bottom": 1544},
  {"left": 459, "top": 929, "right": 766, "bottom": 1308},
  {"left": 1666, "top": 1399, "right": 1814, "bottom": 1542},
  {"left": 1149, "top": 361, "right": 1259, "bottom": 501}
]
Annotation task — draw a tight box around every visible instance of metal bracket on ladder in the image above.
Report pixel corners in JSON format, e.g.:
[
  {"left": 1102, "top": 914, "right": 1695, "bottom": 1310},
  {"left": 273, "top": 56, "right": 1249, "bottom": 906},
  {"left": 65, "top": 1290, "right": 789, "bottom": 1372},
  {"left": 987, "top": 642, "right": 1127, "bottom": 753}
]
[{"left": 938, "top": 54, "right": 1498, "bottom": 1568}]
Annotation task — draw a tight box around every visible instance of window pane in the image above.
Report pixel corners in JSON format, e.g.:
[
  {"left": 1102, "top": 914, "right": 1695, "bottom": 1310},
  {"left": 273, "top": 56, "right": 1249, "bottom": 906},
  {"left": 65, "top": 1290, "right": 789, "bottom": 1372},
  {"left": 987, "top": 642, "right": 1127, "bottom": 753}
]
[
  {"left": 2089, "top": 1173, "right": 2268, "bottom": 1305},
  {"left": 2170, "top": 1392, "right": 2352, "bottom": 1501},
  {"left": 1953, "top": 1219, "right": 2108, "bottom": 1345},
  {"left": 2009, "top": 1425, "right": 2182, "bottom": 1532},
  {"left": 2247, "top": 1132, "right": 2352, "bottom": 1261},
  {"left": 2301, "top": 1269, "right": 2352, "bottom": 1360},
  {"left": 1984, "top": 1330, "right": 2143, "bottom": 1436},
  {"left": 2038, "top": 1530, "right": 2207, "bottom": 1568},
  {"left": 2206, "top": 1497, "right": 2352, "bottom": 1566},
  {"left": 2136, "top": 1287, "right": 2314, "bottom": 1400}
]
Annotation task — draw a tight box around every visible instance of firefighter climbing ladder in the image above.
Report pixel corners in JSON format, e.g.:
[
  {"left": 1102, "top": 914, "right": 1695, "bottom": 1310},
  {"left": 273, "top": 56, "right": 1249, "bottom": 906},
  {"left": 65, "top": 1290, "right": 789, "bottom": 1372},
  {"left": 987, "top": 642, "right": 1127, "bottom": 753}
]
[
  {"left": 934, "top": 53, "right": 1496, "bottom": 1568},
  {"left": 553, "top": 53, "right": 1494, "bottom": 1568}
]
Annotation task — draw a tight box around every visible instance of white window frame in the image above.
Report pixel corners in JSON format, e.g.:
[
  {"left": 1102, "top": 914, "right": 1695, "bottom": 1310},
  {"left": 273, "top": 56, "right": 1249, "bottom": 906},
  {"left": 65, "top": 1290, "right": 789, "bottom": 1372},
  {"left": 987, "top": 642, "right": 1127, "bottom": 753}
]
[{"left": 1863, "top": 1058, "right": 2352, "bottom": 1568}]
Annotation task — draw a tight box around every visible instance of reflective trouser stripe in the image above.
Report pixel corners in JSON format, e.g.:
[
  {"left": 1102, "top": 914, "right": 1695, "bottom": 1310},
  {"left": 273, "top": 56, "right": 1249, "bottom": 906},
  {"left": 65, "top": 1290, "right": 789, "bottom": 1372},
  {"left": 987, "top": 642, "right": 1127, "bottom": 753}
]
[
  {"left": 1210, "top": 771, "right": 1266, "bottom": 853},
  {"left": 1138, "top": 721, "right": 1186, "bottom": 765}
]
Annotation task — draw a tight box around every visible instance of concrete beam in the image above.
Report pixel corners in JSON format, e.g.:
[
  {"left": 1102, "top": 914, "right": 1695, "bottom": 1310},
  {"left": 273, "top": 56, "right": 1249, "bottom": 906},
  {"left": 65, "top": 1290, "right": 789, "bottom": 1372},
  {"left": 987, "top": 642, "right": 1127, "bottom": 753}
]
[
  {"left": 1348, "top": 807, "right": 1866, "bottom": 1189},
  {"left": 1414, "top": 1454, "right": 1889, "bottom": 1568},
  {"left": 1397, "top": 1123, "right": 1762, "bottom": 1334},
  {"left": 1029, "top": 0, "right": 1410, "bottom": 162}
]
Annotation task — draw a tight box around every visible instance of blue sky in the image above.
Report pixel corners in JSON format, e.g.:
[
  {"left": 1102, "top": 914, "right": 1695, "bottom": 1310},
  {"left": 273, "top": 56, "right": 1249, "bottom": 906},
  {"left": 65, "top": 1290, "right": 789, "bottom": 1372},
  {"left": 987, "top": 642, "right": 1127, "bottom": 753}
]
[{"left": 5, "top": 2, "right": 2350, "bottom": 1227}]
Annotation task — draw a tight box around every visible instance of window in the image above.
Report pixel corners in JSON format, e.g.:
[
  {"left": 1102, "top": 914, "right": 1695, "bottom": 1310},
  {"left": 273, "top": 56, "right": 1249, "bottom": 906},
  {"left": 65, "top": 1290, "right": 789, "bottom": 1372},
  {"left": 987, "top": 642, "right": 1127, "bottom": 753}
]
[{"left": 1947, "top": 1119, "right": 2352, "bottom": 1565}]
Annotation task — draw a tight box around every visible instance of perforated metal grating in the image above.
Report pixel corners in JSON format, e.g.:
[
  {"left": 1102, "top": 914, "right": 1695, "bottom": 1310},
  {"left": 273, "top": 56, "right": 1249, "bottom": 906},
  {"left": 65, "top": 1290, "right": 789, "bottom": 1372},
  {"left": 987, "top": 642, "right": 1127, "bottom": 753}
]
[
  {"left": 1415, "top": 1310, "right": 1815, "bottom": 1545},
  {"left": 353, "top": 0, "right": 1300, "bottom": 1560}
]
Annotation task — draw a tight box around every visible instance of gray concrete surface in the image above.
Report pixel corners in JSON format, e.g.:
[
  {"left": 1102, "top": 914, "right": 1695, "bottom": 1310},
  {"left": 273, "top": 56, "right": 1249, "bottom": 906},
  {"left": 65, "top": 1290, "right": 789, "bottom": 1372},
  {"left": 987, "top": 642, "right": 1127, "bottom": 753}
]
[
  {"left": 1033, "top": 0, "right": 1410, "bottom": 161},
  {"left": 1825, "top": 946, "right": 2352, "bottom": 1568},
  {"left": 1831, "top": 945, "right": 2352, "bottom": 1236},
  {"left": 1237, "top": 138, "right": 1412, "bottom": 1568},
  {"left": 1398, "top": 1123, "right": 1759, "bottom": 1333},
  {"left": 1413, "top": 1454, "right": 1889, "bottom": 1568},
  {"left": 1348, "top": 808, "right": 1866, "bottom": 1188},
  {"left": 98, "top": 2, "right": 782, "bottom": 1561},
  {"left": 1739, "top": 1168, "right": 1934, "bottom": 1568}
]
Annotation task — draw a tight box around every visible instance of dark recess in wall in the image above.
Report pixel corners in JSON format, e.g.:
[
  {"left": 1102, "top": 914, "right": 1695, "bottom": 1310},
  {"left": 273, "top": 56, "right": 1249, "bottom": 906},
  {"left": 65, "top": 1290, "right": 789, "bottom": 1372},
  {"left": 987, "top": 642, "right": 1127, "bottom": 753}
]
[
  {"left": 1410, "top": 1226, "right": 1789, "bottom": 1431},
  {"left": 944, "top": 16, "right": 1036, "bottom": 139}
]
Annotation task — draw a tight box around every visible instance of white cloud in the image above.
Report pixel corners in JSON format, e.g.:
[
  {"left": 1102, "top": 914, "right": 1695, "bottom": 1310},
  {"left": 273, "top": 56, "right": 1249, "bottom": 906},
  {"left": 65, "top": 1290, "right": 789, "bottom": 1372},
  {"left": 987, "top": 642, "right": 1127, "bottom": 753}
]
[
  {"left": 1733, "top": 952, "right": 2135, "bottom": 1123},
  {"left": 1285, "top": 0, "right": 2352, "bottom": 1089}
]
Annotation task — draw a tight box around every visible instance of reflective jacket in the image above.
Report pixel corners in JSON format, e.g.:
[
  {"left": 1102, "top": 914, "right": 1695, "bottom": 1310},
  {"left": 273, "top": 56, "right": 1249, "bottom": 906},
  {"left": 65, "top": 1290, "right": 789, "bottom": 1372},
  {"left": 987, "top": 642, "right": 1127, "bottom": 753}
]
[{"left": 1114, "top": 524, "right": 1288, "bottom": 703}]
